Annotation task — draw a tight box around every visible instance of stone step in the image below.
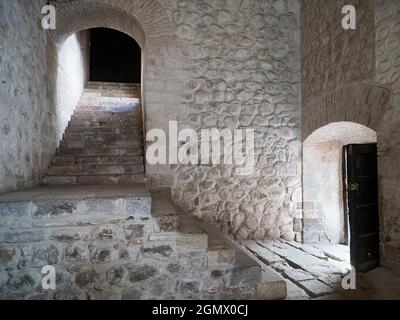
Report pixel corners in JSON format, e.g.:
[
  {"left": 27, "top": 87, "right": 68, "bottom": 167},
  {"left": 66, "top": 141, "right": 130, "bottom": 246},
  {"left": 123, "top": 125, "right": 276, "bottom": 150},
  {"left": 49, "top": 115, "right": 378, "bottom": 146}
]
[
  {"left": 86, "top": 81, "right": 140, "bottom": 88},
  {"left": 56, "top": 147, "right": 143, "bottom": 156},
  {"left": 48, "top": 164, "right": 145, "bottom": 176},
  {"left": 69, "top": 119, "right": 140, "bottom": 127},
  {"left": 60, "top": 139, "right": 142, "bottom": 149},
  {"left": 65, "top": 126, "right": 142, "bottom": 134},
  {"left": 101, "top": 92, "right": 139, "bottom": 98},
  {"left": 63, "top": 133, "right": 140, "bottom": 141},
  {"left": 61, "top": 135, "right": 143, "bottom": 147},
  {"left": 52, "top": 155, "right": 144, "bottom": 166},
  {"left": 83, "top": 90, "right": 138, "bottom": 96},
  {"left": 75, "top": 105, "right": 141, "bottom": 113},
  {"left": 78, "top": 97, "right": 140, "bottom": 107},
  {"left": 43, "top": 173, "right": 146, "bottom": 186},
  {"left": 70, "top": 114, "right": 141, "bottom": 122},
  {"left": 0, "top": 184, "right": 151, "bottom": 218},
  {"left": 73, "top": 110, "right": 140, "bottom": 118},
  {"left": 81, "top": 90, "right": 138, "bottom": 96},
  {"left": 81, "top": 88, "right": 139, "bottom": 94},
  {"left": 207, "top": 233, "right": 237, "bottom": 265},
  {"left": 190, "top": 216, "right": 287, "bottom": 300}
]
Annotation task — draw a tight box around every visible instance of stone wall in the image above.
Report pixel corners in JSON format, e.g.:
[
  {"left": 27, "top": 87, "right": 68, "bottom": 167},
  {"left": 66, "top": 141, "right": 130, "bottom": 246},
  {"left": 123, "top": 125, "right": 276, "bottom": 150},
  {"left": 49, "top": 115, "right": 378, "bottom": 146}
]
[
  {"left": 166, "top": 0, "right": 302, "bottom": 241},
  {"left": 51, "top": 31, "right": 90, "bottom": 152},
  {"left": 301, "top": 0, "right": 376, "bottom": 105},
  {"left": 0, "top": 190, "right": 264, "bottom": 300},
  {"left": 374, "top": 0, "right": 400, "bottom": 274},
  {"left": 0, "top": 1, "right": 89, "bottom": 194},
  {"left": 0, "top": 0, "right": 50, "bottom": 193},
  {"left": 301, "top": 0, "right": 400, "bottom": 273}
]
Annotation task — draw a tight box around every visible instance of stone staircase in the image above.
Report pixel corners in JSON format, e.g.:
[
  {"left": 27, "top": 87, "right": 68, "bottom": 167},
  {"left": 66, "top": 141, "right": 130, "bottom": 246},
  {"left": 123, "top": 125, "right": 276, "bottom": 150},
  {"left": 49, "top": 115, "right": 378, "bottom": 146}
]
[
  {"left": 43, "top": 82, "right": 145, "bottom": 186},
  {"left": 0, "top": 81, "right": 287, "bottom": 300},
  {"left": 0, "top": 185, "right": 286, "bottom": 300}
]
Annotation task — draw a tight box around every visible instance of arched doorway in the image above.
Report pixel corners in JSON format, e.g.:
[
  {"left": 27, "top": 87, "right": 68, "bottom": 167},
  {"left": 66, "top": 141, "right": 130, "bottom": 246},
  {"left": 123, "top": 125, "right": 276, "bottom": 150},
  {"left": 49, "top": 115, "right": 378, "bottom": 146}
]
[
  {"left": 89, "top": 28, "right": 142, "bottom": 83},
  {"left": 303, "top": 122, "right": 380, "bottom": 272},
  {"left": 49, "top": 0, "right": 185, "bottom": 187}
]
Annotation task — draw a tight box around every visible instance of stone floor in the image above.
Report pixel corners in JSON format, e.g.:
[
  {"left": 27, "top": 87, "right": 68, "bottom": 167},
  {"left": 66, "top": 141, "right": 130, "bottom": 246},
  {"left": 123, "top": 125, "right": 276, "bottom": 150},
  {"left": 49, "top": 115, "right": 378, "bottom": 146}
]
[{"left": 240, "top": 239, "right": 400, "bottom": 300}]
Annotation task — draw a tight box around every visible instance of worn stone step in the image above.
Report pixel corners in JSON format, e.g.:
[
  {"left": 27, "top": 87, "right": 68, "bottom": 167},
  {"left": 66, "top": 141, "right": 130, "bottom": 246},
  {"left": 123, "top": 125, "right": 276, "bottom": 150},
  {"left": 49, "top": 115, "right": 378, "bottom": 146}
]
[
  {"left": 78, "top": 97, "right": 140, "bottom": 107},
  {"left": 0, "top": 184, "right": 151, "bottom": 219},
  {"left": 75, "top": 105, "right": 141, "bottom": 112},
  {"left": 57, "top": 147, "right": 143, "bottom": 156},
  {"left": 69, "top": 119, "right": 140, "bottom": 127},
  {"left": 80, "top": 92, "right": 139, "bottom": 99},
  {"left": 193, "top": 218, "right": 287, "bottom": 300},
  {"left": 63, "top": 132, "right": 140, "bottom": 141},
  {"left": 43, "top": 174, "right": 146, "bottom": 186},
  {"left": 72, "top": 110, "right": 141, "bottom": 117},
  {"left": 73, "top": 107, "right": 141, "bottom": 114},
  {"left": 86, "top": 81, "right": 140, "bottom": 88},
  {"left": 48, "top": 164, "right": 145, "bottom": 176},
  {"left": 70, "top": 114, "right": 141, "bottom": 122},
  {"left": 208, "top": 234, "right": 237, "bottom": 265},
  {"left": 73, "top": 110, "right": 140, "bottom": 117},
  {"left": 65, "top": 126, "right": 142, "bottom": 134},
  {"left": 101, "top": 92, "right": 139, "bottom": 98},
  {"left": 79, "top": 92, "right": 139, "bottom": 101},
  {"left": 60, "top": 139, "right": 142, "bottom": 149},
  {"left": 52, "top": 155, "right": 144, "bottom": 166},
  {"left": 61, "top": 134, "right": 143, "bottom": 147}
]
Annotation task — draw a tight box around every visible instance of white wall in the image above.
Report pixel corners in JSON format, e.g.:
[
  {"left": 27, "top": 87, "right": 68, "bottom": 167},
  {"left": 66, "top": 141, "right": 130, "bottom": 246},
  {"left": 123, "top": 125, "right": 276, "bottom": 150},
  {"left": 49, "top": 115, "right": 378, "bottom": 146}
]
[
  {"left": 54, "top": 31, "right": 90, "bottom": 145},
  {"left": 0, "top": 0, "right": 89, "bottom": 194},
  {"left": 0, "top": 0, "right": 49, "bottom": 193}
]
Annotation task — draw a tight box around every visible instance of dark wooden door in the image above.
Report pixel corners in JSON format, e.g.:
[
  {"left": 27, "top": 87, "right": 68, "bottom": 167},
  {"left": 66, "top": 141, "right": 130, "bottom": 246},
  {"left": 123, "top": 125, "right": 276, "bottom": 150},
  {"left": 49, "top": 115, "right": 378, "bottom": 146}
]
[{"left": 344, "top": 144, "right": 380, "bottom": 273}]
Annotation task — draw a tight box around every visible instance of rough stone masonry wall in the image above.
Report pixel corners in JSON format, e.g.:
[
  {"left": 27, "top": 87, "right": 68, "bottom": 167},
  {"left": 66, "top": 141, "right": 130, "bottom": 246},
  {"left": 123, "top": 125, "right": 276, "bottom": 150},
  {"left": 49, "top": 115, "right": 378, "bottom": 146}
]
[
  {"left": 301, "top": 0, "right": 400, "bottom": 273},
  {"left": 301, "top": 0, "right": 376, "bottom": 105},
  {"left": 0, "top": 0, "right": 50, "bottom": 193},
  {"left": 0, "top": 1, "right": 89, "bottom": 194},
  {"left": 165, "top": 0, "right": 303, "bottom": 241},
  {"left": 0, "top": 193, "right": 262, "bottom": 300},
  {"left": 374, "top": 0, "right": 400, "bottom": 274}
]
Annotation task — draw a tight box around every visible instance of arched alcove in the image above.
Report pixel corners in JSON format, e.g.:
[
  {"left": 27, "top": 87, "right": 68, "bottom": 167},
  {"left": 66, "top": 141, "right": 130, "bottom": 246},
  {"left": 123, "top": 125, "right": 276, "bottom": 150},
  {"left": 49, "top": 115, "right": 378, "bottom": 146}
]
[{"left": 303, "top": 122, "right": 377, "bottom": 245}]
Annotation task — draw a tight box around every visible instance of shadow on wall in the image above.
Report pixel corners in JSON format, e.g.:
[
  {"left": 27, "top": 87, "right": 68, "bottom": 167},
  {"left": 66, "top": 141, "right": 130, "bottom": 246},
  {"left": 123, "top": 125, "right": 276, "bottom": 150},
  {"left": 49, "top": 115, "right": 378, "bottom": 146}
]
[{"left": 303, "top": 122, "right": 377, "bottom": 244}]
